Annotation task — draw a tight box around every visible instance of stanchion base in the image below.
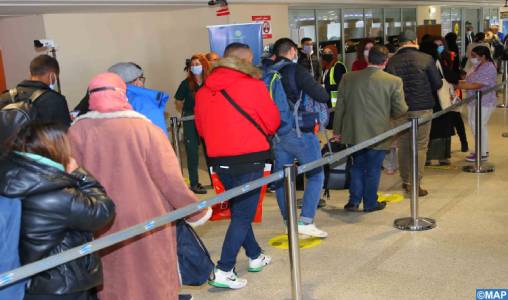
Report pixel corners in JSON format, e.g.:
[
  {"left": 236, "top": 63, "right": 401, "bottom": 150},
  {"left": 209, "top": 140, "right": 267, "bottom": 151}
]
[
  {"left": 462, "top": 164, "right": 495, "bottom": 173},
  {"left": 497, "top": 103, "right": 508, "bottom": 108},
  {"left": 394, "top": 217, "right": 436, "bottom": 231}
]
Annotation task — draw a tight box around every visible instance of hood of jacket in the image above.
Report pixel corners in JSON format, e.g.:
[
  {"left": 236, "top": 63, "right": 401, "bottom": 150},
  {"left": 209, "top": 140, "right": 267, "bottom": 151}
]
[
  {"left": 0, "top": 153, "right": 75, "bottom": 198},
  {"left": 205, "top": 57, "right": 263, "bottom": 91}
]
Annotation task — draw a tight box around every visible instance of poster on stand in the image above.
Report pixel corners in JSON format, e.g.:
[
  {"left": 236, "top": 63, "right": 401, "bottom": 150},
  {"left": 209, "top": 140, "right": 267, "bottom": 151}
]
[
  {"left": 207, "top": 23, "right": 263, "bottom": 65},
  {"left": 252, "top": 16, "right": 272, "bottom": 39}
]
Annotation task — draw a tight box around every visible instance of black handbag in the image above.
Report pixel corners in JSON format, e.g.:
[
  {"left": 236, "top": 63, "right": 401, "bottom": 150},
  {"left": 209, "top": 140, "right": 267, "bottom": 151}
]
[{"left": 176, "top": 220, "right": 214, "bottom": 286}]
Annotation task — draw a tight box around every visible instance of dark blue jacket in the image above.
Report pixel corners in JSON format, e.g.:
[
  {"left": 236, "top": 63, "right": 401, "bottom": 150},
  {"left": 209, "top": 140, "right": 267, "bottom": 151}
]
[{"left": 0, "top": 196, "right": 25, "bottom": 300}]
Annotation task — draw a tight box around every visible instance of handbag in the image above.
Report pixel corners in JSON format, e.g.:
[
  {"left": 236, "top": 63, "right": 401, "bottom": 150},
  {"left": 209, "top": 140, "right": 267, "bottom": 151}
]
[
  {"left": 176, "top": 220, "right": 214, "bottom": 286},
  {"left": 436, "top": 60, "right": 455, "bottom": 110}
]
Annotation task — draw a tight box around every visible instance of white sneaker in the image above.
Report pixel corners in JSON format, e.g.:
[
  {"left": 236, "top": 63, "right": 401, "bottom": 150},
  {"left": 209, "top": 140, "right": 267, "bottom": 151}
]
[
  {"left": 298, "top": 223, "right": 328, "bottom": 238},
  {"left": 208, "top": 268, "right": 247, "bottom": 289},
  {"left": 248, "top": 253, "right": 272, "bottom": 272}
]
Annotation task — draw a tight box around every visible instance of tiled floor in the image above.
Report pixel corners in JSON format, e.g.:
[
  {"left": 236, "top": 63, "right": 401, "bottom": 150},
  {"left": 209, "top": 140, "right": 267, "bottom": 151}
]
[{"left": 180, "top": 99, "right": 508, "bottom": 300}]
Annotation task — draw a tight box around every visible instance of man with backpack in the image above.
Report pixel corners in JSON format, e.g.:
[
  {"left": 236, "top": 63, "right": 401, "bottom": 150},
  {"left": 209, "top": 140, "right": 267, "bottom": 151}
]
[
  {"left": 268, "top": 38, "right": 330, "bottom": 238},
  {"left": 0, "top": 55, "right": 71, "bottom": 145}
]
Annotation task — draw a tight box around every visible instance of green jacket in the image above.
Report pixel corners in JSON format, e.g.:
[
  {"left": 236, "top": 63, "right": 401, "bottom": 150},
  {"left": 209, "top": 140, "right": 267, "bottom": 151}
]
[{"left": 333, "top": 67, "right": 408, "bottom": 150}]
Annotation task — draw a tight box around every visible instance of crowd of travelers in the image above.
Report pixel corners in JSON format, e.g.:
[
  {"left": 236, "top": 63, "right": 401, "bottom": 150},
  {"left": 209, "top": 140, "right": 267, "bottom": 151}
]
[{"left": 0, "top": 24, "right": 500, "bottom": 300}]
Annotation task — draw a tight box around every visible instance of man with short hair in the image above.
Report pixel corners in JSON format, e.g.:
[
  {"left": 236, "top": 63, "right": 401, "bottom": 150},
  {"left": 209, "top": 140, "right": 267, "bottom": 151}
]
[
  {"left": 195, "top": 42, "right": 280, "bottom": 289},
  {"left": 270, "top": 37, "right": 330, "bottom": 238},
  {"left": 0, "top": 54, "right": 71, "bottom": 127},
  {"left": 385, "top": 31, "right": 442, "bottom": 196},
  {"left": 298, "top": 37, "right": 321, "bottom": 82},
  {"left": 334, "top": 45, "right": 408, "bottom": 212}
]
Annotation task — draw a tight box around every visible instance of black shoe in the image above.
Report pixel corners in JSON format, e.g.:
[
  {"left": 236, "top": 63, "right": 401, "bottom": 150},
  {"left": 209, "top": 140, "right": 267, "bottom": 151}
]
[
  {"left": 190, "top": 184, "right": 207, "bottom": 194},
  {"left": 364, "top": 201, "right": 387, "bottom": 212},
  {"left": 461, "top": 144, "right": 469, "bottom": 152},
  {"left": 344, "top": 202, "right": 360, "bottom": 212},
  {"left": 318, "top": 198, "right": 327, "bottom": 208},
  {"left": 403, "top": 184, "right": 428, "bottom": 197},
  {"left": 179, "top": 295, "right": 193, "bottom": 300}
]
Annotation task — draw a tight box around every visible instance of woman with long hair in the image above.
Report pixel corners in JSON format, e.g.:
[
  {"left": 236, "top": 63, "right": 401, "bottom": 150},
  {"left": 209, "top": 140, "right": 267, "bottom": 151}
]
[
  {"left": 420, "top": 36, "right": 458, "bottom": 166},
  {"left": 175, "top": 53, "right": 211, "bottom": 194},
  {"left": 69, "top": 72, "right": 211, "bottom": 300},
  {"left": 352, "top": 38, "right": 375, "bottom": 71},
  {"left": 0, "top": 122, "right": 115, "bottom": 300},
  {"left": 457, "top": 46, "right": 498, "bottom": 162},
  {"left": 321, "top": 44, "right": 347, "bottom": 129}
]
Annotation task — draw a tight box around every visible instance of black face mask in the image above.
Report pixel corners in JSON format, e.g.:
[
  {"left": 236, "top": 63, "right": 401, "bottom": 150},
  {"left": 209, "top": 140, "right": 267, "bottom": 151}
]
[{"left": 322, "top": 53, "right": 334, "bottom": 62}]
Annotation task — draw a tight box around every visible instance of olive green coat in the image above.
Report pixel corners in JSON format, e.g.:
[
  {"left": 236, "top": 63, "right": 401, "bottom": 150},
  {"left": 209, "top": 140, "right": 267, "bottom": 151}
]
[{"left": 333, "top": 67, "right": 408, "bottom": 150}]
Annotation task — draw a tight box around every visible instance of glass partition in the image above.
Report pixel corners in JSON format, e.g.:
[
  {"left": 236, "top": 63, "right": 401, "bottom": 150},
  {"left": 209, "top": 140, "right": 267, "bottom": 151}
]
[
  {"left": 385, "top": 8, "right": 402, "bottom": 45},
  {"left": 402, "top": 8, "right": 417, "bottom": 32},
  {"left": 365, "top": 8, "right": 383, "bottom": 41},
  {"left": 343, "top": 9, "right": 364, "bottom": 69},
  {"left": 316, "top": 9, "right": 341, "bottom": 54},
  {"left": 289, "top": 10, "right": 316, "bottom": 46}
]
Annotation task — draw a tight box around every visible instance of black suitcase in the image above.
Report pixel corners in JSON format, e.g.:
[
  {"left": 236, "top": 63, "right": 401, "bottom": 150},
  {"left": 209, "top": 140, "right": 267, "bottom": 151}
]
[{"left": 322, "top": 140, "right": 351, "bottom": 192}]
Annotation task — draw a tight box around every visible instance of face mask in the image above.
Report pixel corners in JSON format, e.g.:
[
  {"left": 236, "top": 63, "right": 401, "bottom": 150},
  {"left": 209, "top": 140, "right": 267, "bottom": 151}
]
[
  {"left": 470, "top": 58, "right": 480, "bottom": 66},
  {"left": 49, "top": 73, "right": 57, "bottom": 90},
  {"left": 437, "top": 45, "right": 445, "bottom": 54},
  {"left": 303, "top": 45, "right": 313, "bottom": 55},
  {"left": 364, "top": 49, "right": 370, "bottom": 58},
  {"left": 292, "top": 55, "right": 298, "bottom": 63},
  {"left": 191, "top": 65, "right": 203, "bottom": 76},
  {"left": 322, "top": 53, "right": 334, "bottom": 63}
]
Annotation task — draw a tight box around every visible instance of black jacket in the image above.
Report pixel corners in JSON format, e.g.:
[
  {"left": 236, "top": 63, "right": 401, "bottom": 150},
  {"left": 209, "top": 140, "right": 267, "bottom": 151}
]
[
  {"left": 385, "top": 47, "right": 443, "bottom": 111},
  {"left": 297, "top": 50, "right": 322, "bottom": 82},
  {"left": 0, "top": 80, "right": 72, "bottom": 127},
  {"left": 276, "top": 57, "right": 330, "bottom": 104},
  {"left": 0, "top": 153, "right": 115, "bottom": 295}
]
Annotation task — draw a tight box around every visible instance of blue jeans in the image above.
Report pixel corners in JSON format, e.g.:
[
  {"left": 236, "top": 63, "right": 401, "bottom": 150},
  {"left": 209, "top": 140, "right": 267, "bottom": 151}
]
[
  {"left": 349, "top": 149, "right": 386, "bottom": 210},
  {"left": 216, "top": 166, "right": 263, "bottom": 272},
  {"left": 274, "top": 130, "right": 324, "bottom": 224}
]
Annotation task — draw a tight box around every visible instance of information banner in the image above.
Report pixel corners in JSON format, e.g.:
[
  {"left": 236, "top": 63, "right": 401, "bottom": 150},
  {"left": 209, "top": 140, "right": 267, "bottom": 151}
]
[{"left": 207, "top": 23, "right": 263, "bottom": 65}]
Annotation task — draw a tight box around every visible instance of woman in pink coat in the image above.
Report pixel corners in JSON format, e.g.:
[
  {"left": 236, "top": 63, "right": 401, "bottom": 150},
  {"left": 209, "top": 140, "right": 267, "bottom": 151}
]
[{"left": 68, "top": 73, "right": 210, "bottom": 300}]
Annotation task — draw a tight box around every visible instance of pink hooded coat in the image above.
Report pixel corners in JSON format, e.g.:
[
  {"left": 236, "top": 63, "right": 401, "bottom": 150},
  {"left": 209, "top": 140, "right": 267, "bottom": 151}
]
[{"left": 68, "top": 73, "right": 205, "bottom": 300}]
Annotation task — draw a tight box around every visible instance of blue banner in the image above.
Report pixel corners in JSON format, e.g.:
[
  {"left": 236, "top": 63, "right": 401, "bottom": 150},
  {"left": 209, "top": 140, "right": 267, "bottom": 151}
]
[{"left": 207, "top": 23, "right": 263, "bottom": 65}]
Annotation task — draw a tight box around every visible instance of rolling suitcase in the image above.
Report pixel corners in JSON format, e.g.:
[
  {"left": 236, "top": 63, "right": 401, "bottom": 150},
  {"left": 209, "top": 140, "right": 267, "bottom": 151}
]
[{"left": 321, "top": 140, "right": 351, "bottom": 199}]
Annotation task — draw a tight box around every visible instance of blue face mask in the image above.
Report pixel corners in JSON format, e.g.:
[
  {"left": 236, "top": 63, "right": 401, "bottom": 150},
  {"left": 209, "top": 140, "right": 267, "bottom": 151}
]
[
  {"left": 437, "top": 45, "right": 445, "bottom": 55},
  {"left": 191, "top": 65, "right": 203, "bottom": 76}
]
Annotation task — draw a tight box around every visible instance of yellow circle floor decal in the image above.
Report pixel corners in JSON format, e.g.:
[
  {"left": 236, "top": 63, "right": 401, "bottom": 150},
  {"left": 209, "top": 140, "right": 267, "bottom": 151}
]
[
  {"left": 377, "top": 193, "right": 405, "bottom": 203},
  {"left": 269, "top": 234, "right": 322, "bottom": 250}
]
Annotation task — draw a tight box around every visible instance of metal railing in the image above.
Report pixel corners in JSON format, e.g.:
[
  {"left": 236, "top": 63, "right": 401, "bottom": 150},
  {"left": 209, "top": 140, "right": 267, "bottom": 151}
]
[{"left": 0, "top": 80, "right": 505, "bottom": 299}]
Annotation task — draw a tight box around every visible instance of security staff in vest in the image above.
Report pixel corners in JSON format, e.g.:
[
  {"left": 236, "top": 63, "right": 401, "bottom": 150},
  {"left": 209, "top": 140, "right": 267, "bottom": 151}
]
[
  {"left": 0, "top": 55, "right": 71, "bottom": 127},
  {"left": 321, "top": 44, "right": 347, "bottom": 129}
]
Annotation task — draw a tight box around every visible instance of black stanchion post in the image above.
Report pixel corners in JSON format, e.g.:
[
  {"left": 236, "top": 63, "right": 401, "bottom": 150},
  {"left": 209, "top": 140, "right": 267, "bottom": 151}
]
[
  {"left": 463, "top": 91, "right": 495, "bottom": 173},
  {"left": 498, "top": 60, "right": 508, "bottom": 108},
  {"left": 170, "top": 117, "right": 183, "bottom": 173},
  {"left": 284, "top": 164, "right": 303, "bottom": 300},
  {"left": 394, "top": 117, "right": 436, "bottom": 231}
]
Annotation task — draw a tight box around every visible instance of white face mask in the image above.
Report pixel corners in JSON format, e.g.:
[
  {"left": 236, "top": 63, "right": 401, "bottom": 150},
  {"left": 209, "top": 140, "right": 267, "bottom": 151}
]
[
  {"left": 49, "top": 73, "right": 57, "bottom": 91},
  {"left": 470, "top": 58, "right": 480, "bottom": 66},
  {"left": 364, "top": 49, "right": 370, "bottom": 58},
  {"left": 191, "top": 65, "right": 203, "bottom": 76},
  {"left": 303, "top": 45, "right": 313, "bottom": 55}
]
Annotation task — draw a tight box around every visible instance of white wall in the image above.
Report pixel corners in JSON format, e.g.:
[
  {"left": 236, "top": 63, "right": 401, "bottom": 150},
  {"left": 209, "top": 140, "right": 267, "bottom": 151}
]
[
  {"left": 42, "top": 4, "right": 289, "bottom": 111},
  {"left": 417, "top": 6, "right": 441, "bottom": 26},
  {"left": 0, "top": 15, "right": 46, "bottom": 88}
]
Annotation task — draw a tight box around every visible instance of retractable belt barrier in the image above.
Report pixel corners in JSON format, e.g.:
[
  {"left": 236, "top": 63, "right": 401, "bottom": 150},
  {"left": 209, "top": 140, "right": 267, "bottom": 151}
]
[{"left": 0, "top": 81, "right": 505, "bottom": 289}]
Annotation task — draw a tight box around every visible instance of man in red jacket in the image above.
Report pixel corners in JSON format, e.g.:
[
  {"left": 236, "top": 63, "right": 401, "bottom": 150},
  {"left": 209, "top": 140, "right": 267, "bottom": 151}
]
[{"left": 195, "top": 43, "right": 280, "bottom": 290}]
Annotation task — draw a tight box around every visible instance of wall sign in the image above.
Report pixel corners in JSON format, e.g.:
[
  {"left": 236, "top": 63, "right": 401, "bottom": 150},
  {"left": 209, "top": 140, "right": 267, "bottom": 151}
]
[{"left": 252, "top": 16, "right": 272, "bottom": 39}]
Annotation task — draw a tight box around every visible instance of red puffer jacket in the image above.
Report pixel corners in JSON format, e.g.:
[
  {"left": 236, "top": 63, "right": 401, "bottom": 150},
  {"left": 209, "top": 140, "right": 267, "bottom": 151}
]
[{"left": 195, "top": 57, "right": 280, "bottom": 165}]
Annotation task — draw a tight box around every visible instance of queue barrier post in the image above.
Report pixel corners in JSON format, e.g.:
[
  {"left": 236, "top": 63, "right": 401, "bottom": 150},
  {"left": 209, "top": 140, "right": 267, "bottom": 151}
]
[
  {"left": 170, "top": 117, "right": 183, "bottom": 173},
  {"left": 463, "top": 91, "right": 495, "bottom": 173},
  {"left": 394, "top": 117, "right": 436, "bottom": 231},
  {"left": 284, "top": 164, "right": 303, "bottom": 300},
  {"left": 498, "top": 60, "right": 508, "bottom": 108}
]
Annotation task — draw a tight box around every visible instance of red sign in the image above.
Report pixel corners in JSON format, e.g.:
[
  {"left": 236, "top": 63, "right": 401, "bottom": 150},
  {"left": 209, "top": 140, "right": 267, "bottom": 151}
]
[{"left": 252, "top": 16, "right": 272, "bottom": 39}]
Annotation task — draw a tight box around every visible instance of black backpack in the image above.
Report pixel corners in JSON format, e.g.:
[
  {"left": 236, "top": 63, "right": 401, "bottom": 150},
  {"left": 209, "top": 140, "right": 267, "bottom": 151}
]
[{"left": 0, "top": 88, "right": 47, "bottom": 146}]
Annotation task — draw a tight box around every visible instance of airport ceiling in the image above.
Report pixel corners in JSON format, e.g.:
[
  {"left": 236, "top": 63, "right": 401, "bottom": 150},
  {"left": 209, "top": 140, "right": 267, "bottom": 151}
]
[{"left": 0, "top": 0, "right": 505, "bottom": 16}]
